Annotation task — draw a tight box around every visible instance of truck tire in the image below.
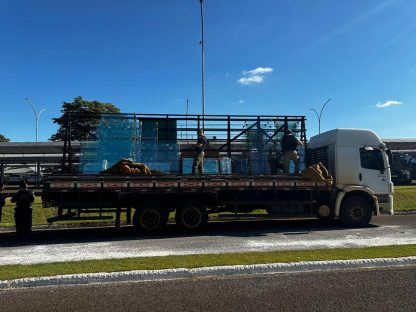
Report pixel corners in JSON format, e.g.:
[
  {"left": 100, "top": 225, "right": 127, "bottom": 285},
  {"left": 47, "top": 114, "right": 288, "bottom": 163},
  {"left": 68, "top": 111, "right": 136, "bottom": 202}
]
[
  {"left": 133, "top": 202, "right": 168, "bottom": 234},
  {"left": 175, "top": 202, "right": 208, "bottom": 231},
  {"left": 340, "top": 195, "right": 373, "bottom": 227}
]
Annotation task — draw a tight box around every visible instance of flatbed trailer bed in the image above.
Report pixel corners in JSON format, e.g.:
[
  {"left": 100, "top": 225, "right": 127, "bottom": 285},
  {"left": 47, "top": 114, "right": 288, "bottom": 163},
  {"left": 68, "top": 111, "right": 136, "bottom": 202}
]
[
  {"left": 42, "top": 173, "right": 333, "bottom": 232},
  {"left": 44, "top": 173, "right": 331, "bottom": 191}
]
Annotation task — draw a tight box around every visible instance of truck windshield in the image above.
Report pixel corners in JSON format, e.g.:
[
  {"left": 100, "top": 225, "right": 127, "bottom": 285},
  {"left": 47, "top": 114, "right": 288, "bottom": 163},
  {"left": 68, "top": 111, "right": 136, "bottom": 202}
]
[{"left": 360, "top": 147, "right": 385, "bottom": 171}]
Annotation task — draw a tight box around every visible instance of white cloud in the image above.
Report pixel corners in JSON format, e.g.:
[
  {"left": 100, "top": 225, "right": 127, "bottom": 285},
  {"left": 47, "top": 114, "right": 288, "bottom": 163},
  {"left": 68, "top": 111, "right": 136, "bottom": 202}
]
[
  {"left": 243, "top": 67, "right": 274, "bottom": 76},
  {"left": 238, "top": 75, "right": 264, "bottom": 85},
  {"left": 376, "top": 100, "right": 403, "bottom": 108},
  {"left": 227, "top": 99, "right": 245, "bottom": 107},
  {"left": 238, "top": 66, "right": 273, "bottom": 86}
]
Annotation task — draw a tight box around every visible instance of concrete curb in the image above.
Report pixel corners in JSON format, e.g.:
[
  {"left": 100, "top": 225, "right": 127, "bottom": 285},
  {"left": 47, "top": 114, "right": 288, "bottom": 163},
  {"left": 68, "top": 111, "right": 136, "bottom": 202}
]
[
  {"left": 394, "top": 211, "right": 416, "bottom": 215},
  {"left": 1, "top": 256, "right": 416, "bottom": 290}
]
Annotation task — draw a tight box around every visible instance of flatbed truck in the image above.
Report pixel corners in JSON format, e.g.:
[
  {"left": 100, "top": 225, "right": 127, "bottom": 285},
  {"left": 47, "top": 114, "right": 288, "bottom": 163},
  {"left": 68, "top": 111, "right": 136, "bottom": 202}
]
[{"left": 41, "top": 113, "right": 394, "bottom": 232}]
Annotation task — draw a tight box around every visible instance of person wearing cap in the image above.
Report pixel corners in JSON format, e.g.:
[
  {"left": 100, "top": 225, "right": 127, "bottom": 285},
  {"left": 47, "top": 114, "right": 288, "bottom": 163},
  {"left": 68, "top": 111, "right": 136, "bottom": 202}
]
[
  {"left": 11, "top": 181, "right": 35, "bottom": 237},
  {"left": 281, "top": 129, "right": 303, "bottom": 174},
  {"left": 0, "top": 181, "right": 5, "bottom": 223},
  {"left": 192, "top": 129, "right": 208, "bottom": 174}
]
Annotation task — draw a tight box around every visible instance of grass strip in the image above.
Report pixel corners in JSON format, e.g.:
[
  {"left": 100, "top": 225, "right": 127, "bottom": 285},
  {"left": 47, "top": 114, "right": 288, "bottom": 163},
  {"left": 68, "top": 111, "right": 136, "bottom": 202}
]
[
  {"left": 1, "top": 244, "right": 415, "bottom": 281},
  {"left": 393, "top": 186, "right": 416, "bottom": 212}
]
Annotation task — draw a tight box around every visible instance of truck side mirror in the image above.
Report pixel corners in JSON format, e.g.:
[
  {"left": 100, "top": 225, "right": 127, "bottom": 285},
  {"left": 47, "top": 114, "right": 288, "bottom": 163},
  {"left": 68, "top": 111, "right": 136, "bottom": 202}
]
[{"left": 386, "top": 149, "right": 393, "bottom": 167}]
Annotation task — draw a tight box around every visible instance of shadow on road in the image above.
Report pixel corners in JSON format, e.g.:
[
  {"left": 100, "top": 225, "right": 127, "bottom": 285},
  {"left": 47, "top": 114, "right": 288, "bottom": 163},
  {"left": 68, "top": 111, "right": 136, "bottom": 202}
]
[{"left": 0, "top": 217, "right": 380, "bottom": 248}]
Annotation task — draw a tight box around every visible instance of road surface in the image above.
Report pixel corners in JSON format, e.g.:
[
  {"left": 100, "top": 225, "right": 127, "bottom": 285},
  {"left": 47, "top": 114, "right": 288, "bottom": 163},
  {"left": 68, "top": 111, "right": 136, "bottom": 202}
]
[
  {"left": 1, "top": 266, "right": 415, "bottom": 311},
  {"left": 0, "top": 214, "right": 415, "bottom": 265}
]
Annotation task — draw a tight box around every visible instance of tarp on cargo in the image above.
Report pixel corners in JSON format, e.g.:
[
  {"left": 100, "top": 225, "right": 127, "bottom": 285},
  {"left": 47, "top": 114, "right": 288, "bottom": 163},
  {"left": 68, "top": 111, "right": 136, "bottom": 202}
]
[{"left": 302, "top": 162, "right": 333, "bottom": 185}]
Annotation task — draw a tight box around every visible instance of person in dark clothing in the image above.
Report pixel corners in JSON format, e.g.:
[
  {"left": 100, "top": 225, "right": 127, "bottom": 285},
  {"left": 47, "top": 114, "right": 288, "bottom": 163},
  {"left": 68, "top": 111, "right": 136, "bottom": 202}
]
[
  {"left": 192, "top": 129, "right": 208, "bottom": 174},
  {"left": 0, "top": 181, "right": 5, "bottom": 223},
  {"left": 11, "top": 181, "right": 35, "bottom": 237},
  {"left": 281, "top": 129, "right": 303, "bottom": 174}
]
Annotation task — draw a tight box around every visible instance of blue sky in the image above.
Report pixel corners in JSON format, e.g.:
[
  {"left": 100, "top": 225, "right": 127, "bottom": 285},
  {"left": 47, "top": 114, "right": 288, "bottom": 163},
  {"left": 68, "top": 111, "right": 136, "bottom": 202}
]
[{"left": 1, "top": 0, "right": 415, "bottom": 141}]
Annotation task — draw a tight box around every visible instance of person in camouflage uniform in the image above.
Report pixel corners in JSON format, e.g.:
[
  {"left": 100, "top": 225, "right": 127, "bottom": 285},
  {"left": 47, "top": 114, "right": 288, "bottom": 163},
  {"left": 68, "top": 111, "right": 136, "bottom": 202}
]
[
  {"left": 0, "top": 181, "right": 5, "bottom": 223},
  {"left": 11, "top": 181, "right": 35, "bottom": 237},
  {"left": 281, "top": 129, "right": 303, "bottom": 174}
]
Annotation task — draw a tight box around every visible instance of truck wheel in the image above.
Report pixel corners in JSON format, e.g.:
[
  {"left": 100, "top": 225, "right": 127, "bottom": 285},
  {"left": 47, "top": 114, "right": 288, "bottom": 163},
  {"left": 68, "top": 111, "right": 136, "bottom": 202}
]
[
  {"left": 175, "top": 202, "right": 208, "bottom": 231},
  {"left": 340, "top": 195, "right": 373, "bottom": 227},
  {"left": 133, "top": 202, "right": 168, "bottom": 234}
]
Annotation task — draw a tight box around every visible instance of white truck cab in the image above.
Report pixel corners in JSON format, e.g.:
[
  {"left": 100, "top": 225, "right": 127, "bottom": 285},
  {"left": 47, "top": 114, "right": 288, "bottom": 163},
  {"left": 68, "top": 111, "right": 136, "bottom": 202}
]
[{"left": 309, "top": 129, "right": 394, "bottom": 226}]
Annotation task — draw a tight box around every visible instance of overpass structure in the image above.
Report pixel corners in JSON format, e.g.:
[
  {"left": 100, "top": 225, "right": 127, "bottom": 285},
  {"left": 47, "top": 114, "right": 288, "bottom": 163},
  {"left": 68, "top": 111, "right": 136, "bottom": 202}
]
[
  {"left": 383, "top": 138, "right": 416, "bottom": 153},
  {"left": 0, "top": 142, "right": 80, "bottom": 182}
]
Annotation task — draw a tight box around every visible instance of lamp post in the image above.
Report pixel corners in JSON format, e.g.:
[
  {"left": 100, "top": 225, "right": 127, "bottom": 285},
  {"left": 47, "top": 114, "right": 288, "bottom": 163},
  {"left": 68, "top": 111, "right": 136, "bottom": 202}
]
[
  {"left": 309, "top": 98, "right": 331, "bottom": 134},
  {"left": 199, "top": 0, "right": 205, "bottom": 129},
  {"left": 24, "top": 98, "right": 46, "bottom": 142},
  {"left": 185, "top": 98, "right": 189, "bottom": 138}
]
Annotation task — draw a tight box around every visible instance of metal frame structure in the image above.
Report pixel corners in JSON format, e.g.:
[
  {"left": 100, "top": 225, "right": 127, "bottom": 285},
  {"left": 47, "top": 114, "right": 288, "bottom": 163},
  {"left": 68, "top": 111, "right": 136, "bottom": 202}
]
[{"left": 60, "top": 112, "right": 307, "bottom": 175}]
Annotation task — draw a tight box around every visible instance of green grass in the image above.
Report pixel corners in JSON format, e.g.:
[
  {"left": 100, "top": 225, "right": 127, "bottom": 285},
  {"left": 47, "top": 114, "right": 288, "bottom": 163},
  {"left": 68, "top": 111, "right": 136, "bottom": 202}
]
[
  {"left": 0, "top": 197, "right": 127, "bottom": 227},
  {"left": 1, "top": 244, "right": 415, "bottom": 281},
  {"left": 1, "top": 185, "right": 415, "bottom": 227},
  {"left": 393, "top": 186, "right": 416, "bottom": 212},
  {"left": 0, "top": 197, "right": 54, "bottom": 227}
]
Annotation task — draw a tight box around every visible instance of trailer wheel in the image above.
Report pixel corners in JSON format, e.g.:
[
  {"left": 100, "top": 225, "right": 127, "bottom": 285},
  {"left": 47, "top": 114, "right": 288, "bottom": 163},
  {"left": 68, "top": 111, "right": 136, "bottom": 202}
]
[
  {"left": 133, "top": 202, "right": 168, "bottom": 234},
  {"left": 340, "top": 195, "right": 373, "bottom": 227},
  {"left": 175, "top": 202, "right": 208, "bottom": 231}
]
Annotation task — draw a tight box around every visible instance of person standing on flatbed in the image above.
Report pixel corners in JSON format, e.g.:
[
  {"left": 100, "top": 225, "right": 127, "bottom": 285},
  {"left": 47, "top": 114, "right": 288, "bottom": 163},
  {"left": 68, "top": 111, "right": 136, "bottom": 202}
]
[
  {"left": 281, "top": 129, "right": 303, "bottom": 174},
  {"left": 11, "top": 181, "right": 35, "bottom": 237},
  {"left": 192, "top": 129, "right": 208, "bottom": 174}
]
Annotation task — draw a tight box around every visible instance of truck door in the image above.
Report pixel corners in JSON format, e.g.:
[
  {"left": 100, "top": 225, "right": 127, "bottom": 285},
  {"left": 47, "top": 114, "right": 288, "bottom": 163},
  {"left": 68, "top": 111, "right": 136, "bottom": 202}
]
[{"left": 358, "top": 147, "right": 390, "bottom": 194}]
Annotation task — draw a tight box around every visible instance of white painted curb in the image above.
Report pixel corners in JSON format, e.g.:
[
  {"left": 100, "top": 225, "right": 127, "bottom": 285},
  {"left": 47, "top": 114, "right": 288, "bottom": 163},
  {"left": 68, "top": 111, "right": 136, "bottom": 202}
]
[{"left": 1, "top": 256, "right": 416, "bottom": 290}]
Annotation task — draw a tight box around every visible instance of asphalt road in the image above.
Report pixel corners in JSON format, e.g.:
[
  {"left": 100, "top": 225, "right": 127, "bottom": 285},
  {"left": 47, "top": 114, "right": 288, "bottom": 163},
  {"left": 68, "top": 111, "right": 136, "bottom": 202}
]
[
  {"left": 0, "top": 214, "right": 415, "bottom": 265},
  {"left": 1, "top": 266, "right": 415, "bottom": 312}
]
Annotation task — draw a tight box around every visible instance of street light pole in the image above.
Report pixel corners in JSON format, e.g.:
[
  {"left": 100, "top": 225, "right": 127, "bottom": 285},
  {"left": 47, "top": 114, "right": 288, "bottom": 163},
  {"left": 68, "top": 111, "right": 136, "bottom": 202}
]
[
  {"left": 199, "top": 0, "right": 205, "bottom": 129},
  {"left": 24, "top": 98, "right": 46, "bottom": 142},
  {"left": 309, "top": 108, "right": 321, "bottom": 134},
  {"left": 185, "top": 98, "right": 189, "bottom": 138},
  {"left": 309, "top": 98, "right": 331, "bottom": 134}
]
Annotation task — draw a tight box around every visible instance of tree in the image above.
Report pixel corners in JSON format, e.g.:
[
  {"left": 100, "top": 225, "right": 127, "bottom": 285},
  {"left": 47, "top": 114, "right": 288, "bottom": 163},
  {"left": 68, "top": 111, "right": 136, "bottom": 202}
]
[
  {"left": 50, "top": 96, "right": 121, "bottom": 141},
  {"left": 0, "top": 134, "right": 10, "bottom": 142}
]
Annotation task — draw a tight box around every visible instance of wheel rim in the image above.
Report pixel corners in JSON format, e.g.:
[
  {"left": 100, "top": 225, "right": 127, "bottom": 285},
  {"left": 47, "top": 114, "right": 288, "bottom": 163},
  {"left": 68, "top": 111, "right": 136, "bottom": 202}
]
[
  {"left": 183, "top": 207, "right": 202, "bottom": 228},
  {"left": 141, "top": 209, "right": 161, "bottom": 229},
  {"left": 348, "top": 204, "right": 365, "bottom": 221}
]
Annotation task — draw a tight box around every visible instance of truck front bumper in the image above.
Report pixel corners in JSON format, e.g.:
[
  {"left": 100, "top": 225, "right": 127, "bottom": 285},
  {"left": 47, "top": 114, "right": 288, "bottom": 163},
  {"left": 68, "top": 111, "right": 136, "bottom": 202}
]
[{"left": 377, "top": 194, "right": 394, "bottom": 215}]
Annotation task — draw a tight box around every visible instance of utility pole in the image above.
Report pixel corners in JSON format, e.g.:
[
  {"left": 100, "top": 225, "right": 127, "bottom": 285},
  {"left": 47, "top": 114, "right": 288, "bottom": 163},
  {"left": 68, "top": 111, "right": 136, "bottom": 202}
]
[
  {"left": 309, "top": 98, "right": 331, "bottom": 134},
  {"left": 199, "top": 0, "right": 205, "bottom": 129},
  {"left": 24, "top": 98, "right": 46, "bottom": 142}
]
